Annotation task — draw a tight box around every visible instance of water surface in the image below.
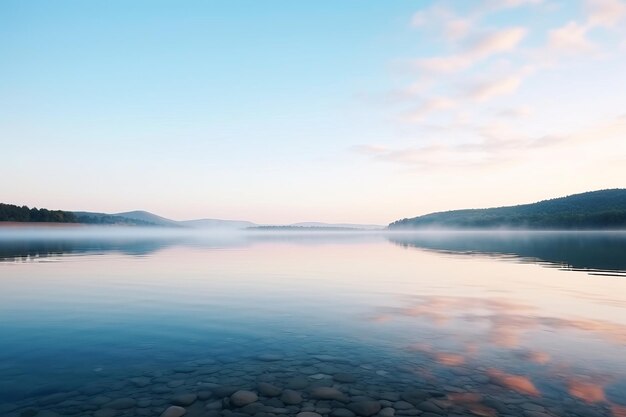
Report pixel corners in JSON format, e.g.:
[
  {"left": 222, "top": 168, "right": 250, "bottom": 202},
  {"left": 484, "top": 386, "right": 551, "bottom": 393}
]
[{"left": 1, "top": 229, "right": 625, "bottom": 417}]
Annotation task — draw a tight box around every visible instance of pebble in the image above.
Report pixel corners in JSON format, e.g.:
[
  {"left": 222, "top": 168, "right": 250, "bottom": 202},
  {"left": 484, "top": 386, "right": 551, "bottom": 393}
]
[
  {"left": 171, "top": 393, "right": 197, "bottom": 406},
  {"left": 281, "top": 389, "right": 303, "bottom": 405},
  {"left": 310, "top": 387, "right": 349, "bottom": 402},
  {"left": 258, "top": 382, "right": 282, "bottom": 397},
  {"left": 160, "top": 405, "right": 186, "bottom": 417},
  {"left": 205, "top": 400, "right": 222, "bottom": 410},
  {"left": 213, "top": 386, "right": 240, "bottom": 397},
  {"left": 129, "top": 377, "right": 151, "bottom": 387},
  {"left": 416, "top": 401, "right": 441, "bottom": 413},
  {"left": 296, "top": 413, "right": 323, "bottom": 417},
  {"left": 348, "top": 401, "right": 382, "bottom": 417},
  {"left": 287, "top": 376, "right": 309, "bottom": 389},
  {"left": 378, "top": 407, "right": 395, "bottom": 417},
  {"left": 393, "top": 401, "right": 413, "bottom": 410},
  {"left": 230, "top": 390, "right": 259, "bottom": 407},
  {"left": 257, "top": 354, "right": 284, "bottom": 362},
  {"left": 401, "top": 390, "right": 428, "bottom": 405},
  {"left": 334, "top": 373, "right": 357, "bottom": 383},
  {"left": 198, "top": 390, "right": 213, "bottom": 400},
  {"left": 331, "top": 408, "right": 356, "bottom": 417},
  {"left": 104, "top": 398, "right": 136, "bottom": 410},
  {"left": 94, "top": 409, "right": 117, "bottom": 417}
]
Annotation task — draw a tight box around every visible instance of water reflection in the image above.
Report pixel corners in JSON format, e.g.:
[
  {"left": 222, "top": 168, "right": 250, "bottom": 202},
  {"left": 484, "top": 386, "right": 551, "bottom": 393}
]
[{"left": 388, "top": 231, "right": 626, "bottom": 276}]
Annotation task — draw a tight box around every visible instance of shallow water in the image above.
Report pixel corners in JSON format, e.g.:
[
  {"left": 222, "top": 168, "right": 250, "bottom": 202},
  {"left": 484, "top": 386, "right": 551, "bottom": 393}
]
[{"left": 1, "top": 229, "right": 625, "bottom": 417}]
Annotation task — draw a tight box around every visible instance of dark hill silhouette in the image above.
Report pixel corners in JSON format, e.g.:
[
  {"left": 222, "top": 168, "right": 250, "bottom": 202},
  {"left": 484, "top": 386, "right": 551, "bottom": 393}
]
[{"left": 389, "top": 189, "right": 626, "bottom": 230}]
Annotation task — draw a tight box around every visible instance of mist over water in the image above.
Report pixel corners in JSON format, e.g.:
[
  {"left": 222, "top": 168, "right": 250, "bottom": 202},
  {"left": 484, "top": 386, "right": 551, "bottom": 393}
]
[{"left": 1, "top": 227, "right": 625, "bottom": 417}]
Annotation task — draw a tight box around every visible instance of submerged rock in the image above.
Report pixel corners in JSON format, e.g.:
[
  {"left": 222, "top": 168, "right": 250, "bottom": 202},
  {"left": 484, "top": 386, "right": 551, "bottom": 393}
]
[
  {"left": 171, "top": 393, "right": 197, "bottom": 406},
  {"left": 258, "top": 382, "right": 282, "bottom": 397},
  {"left": 379, "top": 407, "right": 395, "bottom": 417},
  {"left": 348, "top": 401, "right": 381, "bottom": 416},
  {"left": 310, "top": 387, "right": 349, "bottom": 402},
  {"left": 94, "top": 409, "right": 117, "bottom": 417},
  {"left": 129, "top": 377, "right": 151, "bottom": 387},
  {"left": 257, "top": 353, "right": 284, "bottom": 362},
  {"left": 331, "top": 408, "right": 356, "bottom": 417},
  {"left": 160, "top": 405, "right": 186, "bottom": 417},
  {"left": 333, "top": 373, "right": 357, "bottom": 383},
  {"left": 104, "top": 398, "right": 136, "bottom": 410},
  {"left": 230, "top": 390, "right": 258, "bottom": 407},
  {"left": 280, "top": 389, "right": 303, "bottom": 405},
  {"left": 297, "top": 412, "right": 323, "bottom": 417}
]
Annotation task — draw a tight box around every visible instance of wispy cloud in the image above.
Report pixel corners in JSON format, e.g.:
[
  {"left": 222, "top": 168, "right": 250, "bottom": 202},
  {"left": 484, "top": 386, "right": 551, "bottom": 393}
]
[
  {"left": 547, "top": 21, "right": 595, "bottom": 53},
  {"left": 585, "top": 0, "right": 626, "bottom": 28},
  {"left": 413, "top": 27, "right": 528, "bottom": 74},
  {"left": 354, "top": 115, "right": 626, "bottom": 170}
]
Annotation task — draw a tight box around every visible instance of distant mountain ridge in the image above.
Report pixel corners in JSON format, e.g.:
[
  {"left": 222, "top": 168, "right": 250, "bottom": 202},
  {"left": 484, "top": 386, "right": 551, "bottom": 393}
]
[
  {"left": 389, "top": 189, "right": 626, "bottom": 230},
  {"left": 0, "top": 204, "right": 380, "bottom": 230}
]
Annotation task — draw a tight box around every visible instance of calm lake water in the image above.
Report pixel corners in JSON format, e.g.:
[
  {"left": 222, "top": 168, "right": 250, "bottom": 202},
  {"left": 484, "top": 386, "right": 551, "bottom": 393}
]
[{"left": 1, "top": 229, "right": 625, "bottom": 417}]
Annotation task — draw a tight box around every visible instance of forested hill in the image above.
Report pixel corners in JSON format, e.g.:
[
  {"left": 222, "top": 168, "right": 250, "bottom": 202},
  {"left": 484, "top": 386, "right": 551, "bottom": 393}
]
[
  {"left": 0, "top": 203, "right": 155, "bottom": 226},
  {"left": 389, "top": 189, "right": 626, "bottom": 230}
]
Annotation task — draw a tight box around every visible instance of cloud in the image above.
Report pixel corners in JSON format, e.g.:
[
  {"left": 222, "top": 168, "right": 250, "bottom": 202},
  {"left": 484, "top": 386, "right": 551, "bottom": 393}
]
[
  {"left": 585, "top": 0, "right": 626, "bottom": 28},
  {"left": 547, "top": 21, "right": 595, "bottom": 53},
  {"left": 410, "top": 5, "right": 474, "bottom": 42},
  {"left": 355, "top": 115, "right": 626, "bottom": 170},
  {"left": 465, "top": 74, "right": 524, "bottom": 101},
  {"left": 413, "top": 27, "right": 527, "bottom": 74}
]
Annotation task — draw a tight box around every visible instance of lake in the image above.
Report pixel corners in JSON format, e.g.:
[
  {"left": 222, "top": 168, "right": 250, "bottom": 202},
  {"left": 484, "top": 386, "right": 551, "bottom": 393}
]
[{"left": 1, "top": 229, "right": 625, "bottom": 417}]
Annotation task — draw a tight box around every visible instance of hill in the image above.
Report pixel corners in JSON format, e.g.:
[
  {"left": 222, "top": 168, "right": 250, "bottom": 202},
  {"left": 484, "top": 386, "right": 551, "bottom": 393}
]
[
  {"left": 389, "top": 189, "right": 626, "bottom": 230},
  {"left": 113, "top": 210, "right": 182, "bottom": 227}
]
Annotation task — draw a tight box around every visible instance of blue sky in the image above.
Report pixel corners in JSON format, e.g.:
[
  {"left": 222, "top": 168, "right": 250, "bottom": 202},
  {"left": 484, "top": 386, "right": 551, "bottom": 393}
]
[{"left": 1, "top": 0, "right": 625, "bottom": 224}]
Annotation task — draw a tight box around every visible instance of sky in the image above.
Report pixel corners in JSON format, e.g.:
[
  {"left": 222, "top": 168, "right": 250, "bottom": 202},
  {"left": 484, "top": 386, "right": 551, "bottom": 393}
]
[{"left": 1, "top": 0, "right": 625, "bottom": 224}]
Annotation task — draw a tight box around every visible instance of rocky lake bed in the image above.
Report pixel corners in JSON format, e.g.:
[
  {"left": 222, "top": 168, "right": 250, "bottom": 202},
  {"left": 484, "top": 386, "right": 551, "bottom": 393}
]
[{"left": 2, "top": 345, "right": 623, "bottom": 417}]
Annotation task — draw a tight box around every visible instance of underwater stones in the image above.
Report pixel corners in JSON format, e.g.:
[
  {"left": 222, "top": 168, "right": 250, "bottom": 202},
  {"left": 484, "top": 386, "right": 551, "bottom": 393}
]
[
  {"left": 286, "top": 376, "right": 309, "bottom": 390},
  {"left": 230, "top": 390, "right": 259, "bottom": 407},
  {"left": 333, "top": 373, "right": 357, "bottom": 383},
  {"left": 378, "top": 407, "right": 395, "bottom": 417},
  {"left": 257, "top": 354, "right": 284, "bottom": 362},
  {"left": 213, "top": 386, "right": 240, "bottom": 398},
  {"left": 173, "top": 366, "right": 195, "bottom": 374},
  {"left": 416, "top": 401, "right": 442, "bottom": 414},
  {"left": 167, "top": 380, "right": 185, "bottom": 388},
  {"left": 129, "top": 377, "right": 151, "bottom": 387},
  {"left": 136, "top": 398, "right": 152, "bottom": 408},
  {"left": 280, "top": 389, "right": 303, "bottom": 405},
  {"left": 94, "top": 409, "right": 118, "bottom": 417},
  {"left": 258, "top": 382, "right": 282, "bottom": 397},
  {"left": 171, "top": 393, "right": 197, "bottom": 406},
  {"left": 400, "top": 390, "right": 428, "bottom": 405},
  {"left": 90, "top": 396, "right": 112, "bottom": 406},
  {"left": 331, "top": 408, "right": 356, "bottom": 417},
  {"left": 310, "top": 374, "right": 331, "bottom": 380},
  {"left": 36, "top": 411, "right": 60, "bottom": 417},
  {"left": 104, "top": 398, "right": 136, "bottom": 409},
  {"left": 152, "top": 385, "right": 172, "bottom": 394},
  {"left": 313, "top": 355, "right": 346, "bottom": 363},
  {"left": 296, "top": 412, "right": 323, "bottom": 417},
  {"left": 393, "top": 401, "right": 413, "bottom": 410},
  {"left": 348, "top": 401, "right": 382, "bottom": 417},
  {"left": 160, "top": 405, "right": 187, "bottom": 417},
  {"left": 310, "top": 387, "right": 349, "bottom": 402},
  {"left": 198, "top": 390, "right": 213, "bottom": 400},
  {"left": 205, "top": 400, "right": 223, "bottom": 410},
  {"left": 378, "top": 393, "right": 401, "bottom": 402}
]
